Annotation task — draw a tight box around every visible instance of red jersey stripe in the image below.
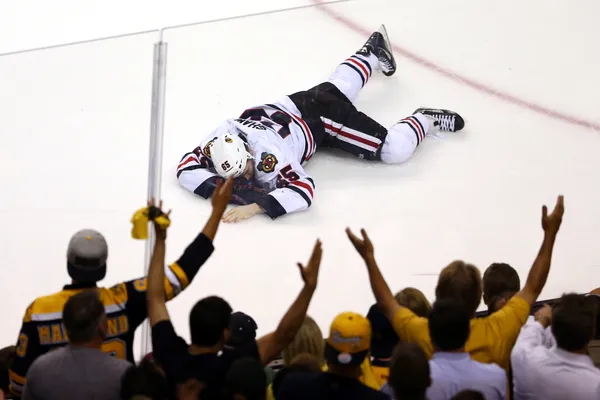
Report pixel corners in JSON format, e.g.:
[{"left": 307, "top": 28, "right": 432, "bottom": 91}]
[
  {"left": 177, "top": 155, "right": 198, "bottom": 171},
  {"left": 290, "top": 180, "right": 314, "bottom": 198}
]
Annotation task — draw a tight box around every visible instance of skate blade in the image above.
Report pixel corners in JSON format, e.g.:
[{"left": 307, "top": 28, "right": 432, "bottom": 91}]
[{"left": 378, "top": 24, "right": 392, "bottom": 49}]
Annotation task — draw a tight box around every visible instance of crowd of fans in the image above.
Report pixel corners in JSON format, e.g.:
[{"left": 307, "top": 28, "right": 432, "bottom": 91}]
[{"left": 1, "top": 178, "right": 600, "bottom": 400}]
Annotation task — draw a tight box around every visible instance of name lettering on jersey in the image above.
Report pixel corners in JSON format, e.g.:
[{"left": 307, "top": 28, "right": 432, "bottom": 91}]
[
  {"left": 235, "top": 118, "right": 267, "bottom": 130},
  {"left": 106, "top": 315, "right": 129, "bottom": 337},
  {"left": 36, "top": 315, "right": 130, "bottom": 345},
  {"left": 37, "top": 324, "right": 67, "bottom": 345},
  {"left": 257, "top": 152, "right": 278, "bottom": 173}
]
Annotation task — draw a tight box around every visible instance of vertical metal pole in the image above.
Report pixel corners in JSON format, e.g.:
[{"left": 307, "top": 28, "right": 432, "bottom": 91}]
[{"left": 140, "top": 29, "right": 168, "bottom": 359}]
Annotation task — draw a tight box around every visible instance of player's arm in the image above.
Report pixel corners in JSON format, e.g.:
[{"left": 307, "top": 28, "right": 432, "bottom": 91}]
[
  {"left": 9, "top": 308, "right": 41, "bottom": 397},
  {"left": 515, "top": 196, "right": 564, "bottom": 306},
  {"left": 257, "top": 240, "right": 322, "bottom": 365},
  {"left": 261, "top": 161, "right": 315, "bottom": 218},
  {"left": 346, "top": 228, "right": 402, "bottom": 324}
]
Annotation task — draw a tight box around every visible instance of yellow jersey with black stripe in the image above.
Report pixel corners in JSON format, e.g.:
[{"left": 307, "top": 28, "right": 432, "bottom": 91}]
[{"left": 9, "top": 232, "right": 214, "bottom": 397}]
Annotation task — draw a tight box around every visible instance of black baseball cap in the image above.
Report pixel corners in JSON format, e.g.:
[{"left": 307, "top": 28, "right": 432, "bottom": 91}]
[{"left": 228, "top": 311, "right": 258, "bottom": 347}]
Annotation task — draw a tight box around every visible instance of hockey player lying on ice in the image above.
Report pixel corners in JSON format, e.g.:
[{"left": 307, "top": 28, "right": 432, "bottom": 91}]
[{"left": 177, "top": 25, "right": 465, "bottom": 223}]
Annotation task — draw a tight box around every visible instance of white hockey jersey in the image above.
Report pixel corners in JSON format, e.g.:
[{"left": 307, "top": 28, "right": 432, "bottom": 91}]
[{"left": 177, "top": 97, "right": 317, "bottom": 219}]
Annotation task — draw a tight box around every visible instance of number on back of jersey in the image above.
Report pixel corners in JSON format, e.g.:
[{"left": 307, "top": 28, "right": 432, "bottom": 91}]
[{"left": 239, "top": 108, "right": 293, "bottom": 140}]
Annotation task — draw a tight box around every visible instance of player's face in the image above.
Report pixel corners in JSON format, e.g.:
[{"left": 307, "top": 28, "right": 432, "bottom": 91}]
[{"left": 242, "top": 159, "right": 255, "bottom": 180}]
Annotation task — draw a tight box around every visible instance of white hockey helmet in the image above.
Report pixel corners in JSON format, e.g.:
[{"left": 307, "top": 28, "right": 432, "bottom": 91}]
[{"left": 210, "top": 133, "right": 254, "bottom": 178}]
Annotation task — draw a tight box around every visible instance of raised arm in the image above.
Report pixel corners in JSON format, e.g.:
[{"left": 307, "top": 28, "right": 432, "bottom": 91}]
[
  {"left": 256, "top": 239, "right": 322, "bottom": 365},
  {"left": 146, "top": 201, "right": 172, "bottom": 326},
  {"left": 515, "top": 195, "right": 564, "bottom": 306},
  {"left": 346, "top": 228, "right": 401, "bottom": 324},
  {"left": 147, "top": 178, "right": 233, "bottom": 326}
]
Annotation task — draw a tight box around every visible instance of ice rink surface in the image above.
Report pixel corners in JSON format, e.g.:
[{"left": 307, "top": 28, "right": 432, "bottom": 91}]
[{"left": 2, "top": 0, "right": 600, "bottom": 358}]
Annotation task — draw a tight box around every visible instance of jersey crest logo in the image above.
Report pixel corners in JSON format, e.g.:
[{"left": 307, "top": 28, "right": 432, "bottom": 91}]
[
  {"left": 203, "top": 137, "right": 218, "bottom": 158},
  {"left": 257, "top": 152, "right": 278, "bottom": 173}
]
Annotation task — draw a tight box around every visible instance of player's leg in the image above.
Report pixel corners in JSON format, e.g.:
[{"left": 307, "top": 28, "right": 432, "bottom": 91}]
[
  {"left": 283, "top": 26, "right": 396, "bottom": 151},
  {"left": 320, "top": 103, "right": 464, "bottom": 163},
  {"left": 327, "top": 25, "right": 397, "bottom": 104},
  {"left": 381, "top": 108, "right": 466, "bottom": 164}
]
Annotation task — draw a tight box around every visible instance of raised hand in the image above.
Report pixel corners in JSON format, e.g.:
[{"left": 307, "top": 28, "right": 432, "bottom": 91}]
[
  {"left": 211, "top": 177, "right": 234, "bottom": 215},
  {"left": 534, "top": 304, "right": 552, "bottom": 328},
  {"left": 297, "top": 239, "right": 323, "bottom": 289},
  {"left": 542, "top": 195, "right": 564, "bottom": 234},
  {"left": 346, "top": 228, "right": 375, "bottom": 261},
  {"left": 148, "top": 197, "right": 171, "bottom": 240}
]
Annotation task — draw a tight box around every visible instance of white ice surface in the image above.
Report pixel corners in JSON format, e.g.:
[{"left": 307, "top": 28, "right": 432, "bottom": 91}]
[{"left": 1, "top": 0, "right": 600, "bottom": 358}]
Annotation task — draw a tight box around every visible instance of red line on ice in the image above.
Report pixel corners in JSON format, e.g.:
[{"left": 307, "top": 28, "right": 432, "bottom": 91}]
[{"left": 311, "top": 0, "right": 600, "bottom": 131}]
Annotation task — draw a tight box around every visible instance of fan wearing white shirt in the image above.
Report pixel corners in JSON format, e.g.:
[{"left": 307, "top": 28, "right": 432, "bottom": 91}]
[
  {"left": 381, "top": 299, "right": 506, "bottom": 400},
  {"left": 511, "top": 294, "right": 600, "bottom": 400}
]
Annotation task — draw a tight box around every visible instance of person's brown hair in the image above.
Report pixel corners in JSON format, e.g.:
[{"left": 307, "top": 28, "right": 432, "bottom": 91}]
[
  {"left": 388, "top": 343, "right": 431, "bottom": 400},
  {"left": 395, "top": 288, "right": 432, "bottom": 317},
  {"left": 552, "top": 293, "right": 598, "bottom": 352},
  {"left": 435, "top": 260, "right": 482, "bottom": 317},
  {"left": 482, "top": 263, "right": 520, "bottom": 312}
]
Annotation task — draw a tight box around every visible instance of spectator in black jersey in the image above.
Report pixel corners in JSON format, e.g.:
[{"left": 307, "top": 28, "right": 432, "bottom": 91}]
[
  {"left": 147, "top": 177, "right": 324, "bottom": 398},
  {"left": 22, "top": 290, "right": 131, "bottom": 400},
  {"left": 10, "top": 190, "right": 216, "bottom": 398},
  {"left": 277, "top": 312, "right": 388, "bottom": 400}
]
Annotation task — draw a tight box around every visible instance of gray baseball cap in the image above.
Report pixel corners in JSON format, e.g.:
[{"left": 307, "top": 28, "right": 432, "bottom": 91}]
[{"left": 66, "top": 229, "right": 108, "bottom": 283}]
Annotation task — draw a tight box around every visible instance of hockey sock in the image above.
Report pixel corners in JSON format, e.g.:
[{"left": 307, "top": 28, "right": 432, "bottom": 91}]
[
  {"left": 397, "top": 113, "right": 429, "bottom": 147},
  {"left": 328, "top": 53, "right": 377, "bottom": 103},
  {"left": 380, "top": 113, "right": 429, "bottom": 164}
]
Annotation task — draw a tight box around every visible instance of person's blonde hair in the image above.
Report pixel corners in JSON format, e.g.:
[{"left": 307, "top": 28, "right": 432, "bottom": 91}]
[
  {"left": 394, "top": 287, "right": 432, "bottom": 317},
  {"left": 435, "top": 260, "right": 482, "bottom": 317},
  {"left": 282, "top": 316, "right": 325, "bottom": 366}
]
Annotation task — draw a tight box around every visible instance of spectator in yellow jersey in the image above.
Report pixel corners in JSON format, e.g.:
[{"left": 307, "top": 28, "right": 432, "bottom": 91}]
[
  {"left": 395, "top": 288, "right": 432, "bottom": 318},
  {"left": 9, "top": 201, "right": 214, "bottom": 397},
  {"left": 346, "top": 195, "right": 564, "bottom": 371}
]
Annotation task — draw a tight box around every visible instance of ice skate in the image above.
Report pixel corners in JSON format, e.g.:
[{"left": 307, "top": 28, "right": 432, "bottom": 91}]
[
  {"left": 356, "top": 25, "right": 397, "bottom": 76},
  {"left": 414, "top": 108, "right": 465, "bottom": 134}
]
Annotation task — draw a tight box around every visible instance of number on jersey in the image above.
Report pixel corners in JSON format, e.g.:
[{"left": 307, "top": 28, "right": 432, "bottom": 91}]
[{"left": 276, "top": 165, "right": 300, "bottom": 188}]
